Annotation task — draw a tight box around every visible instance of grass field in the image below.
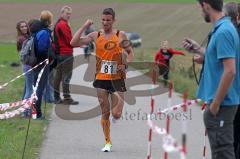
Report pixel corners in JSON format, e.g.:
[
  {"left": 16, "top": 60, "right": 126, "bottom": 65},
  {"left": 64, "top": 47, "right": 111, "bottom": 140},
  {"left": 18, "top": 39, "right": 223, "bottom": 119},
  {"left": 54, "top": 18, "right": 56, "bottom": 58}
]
[{"left": 0, "top": 43, "right": 52, "bottom": 159}]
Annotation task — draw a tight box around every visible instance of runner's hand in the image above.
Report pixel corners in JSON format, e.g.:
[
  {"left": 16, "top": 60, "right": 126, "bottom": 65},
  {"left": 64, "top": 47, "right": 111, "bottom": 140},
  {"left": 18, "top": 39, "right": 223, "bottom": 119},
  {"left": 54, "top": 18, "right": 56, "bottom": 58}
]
[
  {"left": 117, "top": 64, "right": 127, "bottom": 72},
  {"left": 83, "top": 19, "right": 93, "bottom": 29}
]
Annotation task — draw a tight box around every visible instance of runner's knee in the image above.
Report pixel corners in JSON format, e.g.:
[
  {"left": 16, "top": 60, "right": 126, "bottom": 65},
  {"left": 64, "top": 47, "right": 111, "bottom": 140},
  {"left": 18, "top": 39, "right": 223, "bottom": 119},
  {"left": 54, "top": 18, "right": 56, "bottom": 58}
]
[
  {"left": 102, "top": 112, "right": 110, "bottom": 120},
  {"left": 112, "top": 112, "right": 122, "bottom": 119}
]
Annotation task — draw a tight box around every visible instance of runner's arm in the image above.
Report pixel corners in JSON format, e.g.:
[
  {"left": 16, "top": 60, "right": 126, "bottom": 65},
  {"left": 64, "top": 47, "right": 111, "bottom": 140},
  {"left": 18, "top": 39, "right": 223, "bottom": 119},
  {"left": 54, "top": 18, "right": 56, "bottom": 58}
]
[
  {"left": 70, "top": 19, "right": 96, "bottom": 47},
  {"left": 120, "top": 31, "right": 134, "bottom": 63}
]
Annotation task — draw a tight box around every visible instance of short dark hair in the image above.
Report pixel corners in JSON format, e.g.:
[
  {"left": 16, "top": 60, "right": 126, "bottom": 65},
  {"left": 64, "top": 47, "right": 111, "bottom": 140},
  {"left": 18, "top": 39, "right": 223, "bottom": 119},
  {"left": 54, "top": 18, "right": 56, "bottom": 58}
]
[
  {"left": 197, "top": 0, "right": 223, "bottom": 12},
  {"left": 102, "top": 8, "right": 115, "bottom": 19},
  {"left": 28, "top": 19, "right": 43, "bottom": 33},
  {"left": 224, "top": 2, "right": 238, "bottom": 24}
]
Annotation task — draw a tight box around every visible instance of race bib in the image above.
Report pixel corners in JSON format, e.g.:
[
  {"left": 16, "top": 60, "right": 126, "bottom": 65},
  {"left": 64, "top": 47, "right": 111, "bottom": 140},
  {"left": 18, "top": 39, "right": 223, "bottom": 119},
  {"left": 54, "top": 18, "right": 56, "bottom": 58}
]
[{"left": 100, "top": 60, "right": 117, "bottom": 74}]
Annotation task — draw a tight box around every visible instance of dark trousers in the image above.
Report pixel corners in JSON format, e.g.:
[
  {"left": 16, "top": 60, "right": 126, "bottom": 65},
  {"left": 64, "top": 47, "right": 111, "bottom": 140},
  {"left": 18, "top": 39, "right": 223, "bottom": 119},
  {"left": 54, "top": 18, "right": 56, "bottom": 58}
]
[
  {"left": 234, "top": 106, "right": 240, "bottom": 159},
  {"left": 204, "top": 105, "right": 238, "bottom": 159},
  {"left": 53, "top": 55, "right": 73, "bottom": 99},
  {"left": 33, "top": 64, "right": 49, "bottom": 118},
  {"left": 158, "top": 62, "right": 169, "bottom": 80}
]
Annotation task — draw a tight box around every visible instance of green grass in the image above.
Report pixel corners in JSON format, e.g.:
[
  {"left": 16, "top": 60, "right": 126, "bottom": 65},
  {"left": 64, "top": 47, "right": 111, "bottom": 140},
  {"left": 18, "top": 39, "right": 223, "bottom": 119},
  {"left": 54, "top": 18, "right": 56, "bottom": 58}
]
[
  {"left": 0, "top": 0, "right": 237, "bottom": 3},
  {"left": 0, "top": 43, "right": 52, "bottom": 159},
  {"left": 0, "top": 43, "right": 19, "bottom": 62},
  {"left": 132, "top": 47, "right": 201, "bottom": 98},
  {"left": 0, "top": 43, "right": 23, "bottom": 102}
]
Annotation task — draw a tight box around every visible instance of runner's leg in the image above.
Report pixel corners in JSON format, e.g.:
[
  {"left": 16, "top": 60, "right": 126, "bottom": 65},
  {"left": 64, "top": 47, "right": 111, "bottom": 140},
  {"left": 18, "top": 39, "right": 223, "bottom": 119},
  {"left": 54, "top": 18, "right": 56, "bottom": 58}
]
[
  {"left": 111, "top": 91, "right": 124, "bottom": 120},
  {"left": 97, "top": 88, "right": 111, "bottom": 144}
]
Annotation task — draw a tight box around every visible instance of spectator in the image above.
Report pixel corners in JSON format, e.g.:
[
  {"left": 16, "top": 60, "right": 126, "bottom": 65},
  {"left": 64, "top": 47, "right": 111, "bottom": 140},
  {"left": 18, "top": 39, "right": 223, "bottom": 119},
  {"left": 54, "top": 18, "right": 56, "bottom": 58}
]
[
  {"left": 154, "top": 40, "right": 184, "bottom": 81},
  {"left": 16, "top": 20, "right": 34, "bottom": 100},
  {"left": 182, "top": 0, "right": 240, "bottom": 158},
  {"left": 31, "top": 10, "right": 53, "bottom": 119},
  {"left": 53, "top": 6, "right": 78, "bottom": 105},
  {"left": 224, "top": 2, "right": 240, "bottom": 159}
]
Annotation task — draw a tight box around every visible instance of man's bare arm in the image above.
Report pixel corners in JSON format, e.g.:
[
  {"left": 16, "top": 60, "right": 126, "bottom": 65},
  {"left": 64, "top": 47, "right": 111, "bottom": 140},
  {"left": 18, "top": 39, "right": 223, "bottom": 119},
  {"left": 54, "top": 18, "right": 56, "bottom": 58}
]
[
  {"left": 119, "top": 31, "right": 134, "bottom": 63},
  {"left": 210, "top": 58, "right": 236, "bottom": 115},
  {"left": 70, "top": 19, "right": 96, "bottom": 47}
]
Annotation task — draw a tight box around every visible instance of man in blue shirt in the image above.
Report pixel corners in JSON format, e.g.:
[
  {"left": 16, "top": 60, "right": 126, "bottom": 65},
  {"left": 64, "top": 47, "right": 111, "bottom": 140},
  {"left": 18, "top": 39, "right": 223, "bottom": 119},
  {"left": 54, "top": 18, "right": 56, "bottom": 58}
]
[{"left": 182, "top": 0, "right": 240, "bottom": 158}]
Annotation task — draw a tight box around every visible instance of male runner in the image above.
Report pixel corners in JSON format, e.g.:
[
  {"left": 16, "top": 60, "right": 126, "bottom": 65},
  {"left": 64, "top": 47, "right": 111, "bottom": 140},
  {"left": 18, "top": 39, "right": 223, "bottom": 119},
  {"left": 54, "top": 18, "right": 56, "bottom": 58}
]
[{"left": 70, "top": 8, "right": 134, "bottom": 152}]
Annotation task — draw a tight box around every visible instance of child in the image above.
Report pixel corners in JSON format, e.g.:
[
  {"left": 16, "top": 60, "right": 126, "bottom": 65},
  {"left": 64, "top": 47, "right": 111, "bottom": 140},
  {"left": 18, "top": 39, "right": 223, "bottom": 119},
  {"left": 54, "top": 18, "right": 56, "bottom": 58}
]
[{"left": 154, "top": 40, "right": 184, "bottom": 81}]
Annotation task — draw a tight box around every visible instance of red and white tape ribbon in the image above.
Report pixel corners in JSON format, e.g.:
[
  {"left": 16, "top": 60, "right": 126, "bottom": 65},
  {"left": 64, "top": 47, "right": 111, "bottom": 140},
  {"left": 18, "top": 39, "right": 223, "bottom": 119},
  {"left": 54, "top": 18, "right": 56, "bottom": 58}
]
[
  {"left": 201, "top": 103, "right": 207, "bottom": 159},
  {"left": 0, "top": 59, "right": 48, "bottom": 90},
  {"left": 148, "top": 99, "right": 207, "bottom": 158},
  {"left": 163, "top": 135, "right": 181, "bottom": 153},
  {"left": 147, "top": 84, "right": 156, "bottom": 159},
  {"left": 0, "top": 91, "right": 37, "bottom": 120},
  {"left": 32, "top": 60, "right": 49, "bottom": 94},
  {"left": 0, "top": 60, "right": 48, "bottom": 119},
  {"left": 0, "top": 99, "right": 31, "bottom": 119},
  {"left": 0, "top": 98, "right": 30, "bottom": 111},
  {"left": 147, "top": 114, "right": 182, "bottom": 153},
  {"left": 164, "top": 82, "right": 173, "bottom": 159},
  {"left": 158, "top": 99, "right": 202, "bottom": 115},
  {"left": 180, "top": 92, "right": 188, "bottom": 159}
]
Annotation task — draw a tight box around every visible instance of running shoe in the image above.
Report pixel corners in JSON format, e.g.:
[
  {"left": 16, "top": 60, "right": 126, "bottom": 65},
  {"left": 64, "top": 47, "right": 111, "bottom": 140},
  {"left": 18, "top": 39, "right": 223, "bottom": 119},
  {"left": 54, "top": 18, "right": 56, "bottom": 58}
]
[{"left": 101, "top": 143, "right": 112, "bottom": 152}]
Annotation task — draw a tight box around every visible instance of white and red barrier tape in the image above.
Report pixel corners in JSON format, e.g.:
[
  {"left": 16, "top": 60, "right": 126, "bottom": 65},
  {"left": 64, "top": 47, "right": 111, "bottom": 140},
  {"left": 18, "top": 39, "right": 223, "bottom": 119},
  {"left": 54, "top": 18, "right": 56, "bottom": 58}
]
[
  {"left": 147, "top": 67, "right": 207, "bottom": 159},
  {"left": 0, "top": 59, "right": 48, "bottom": 90},
  {"left": 147, "top": 84, "right": 156, "bottom": 159},
  {"left": 158, "top": 99, "right": 202, "bottom": 115},
  {"left": 147, "top": 114, "right": 182, "bottom": 153},
  {"left": 164, "top": 81, "right": 173, "bottom": 159},
  {"left": 0, "top": 98, "right": 32, "bottom": 119},
  {"left": 201, "top": 103, "right": 207, "bottom": 159},
  {"left": 180, "top": 92, "right": 188, "bottom": 159},
  {"left": 0, "top": 98, "right": 30, "bottom": 111},
  {"left": 147, "top": 95, "right": 206, "bottom": 158},
  {"left": 0, "top": 59, "right": 48, "bottom": 119}
]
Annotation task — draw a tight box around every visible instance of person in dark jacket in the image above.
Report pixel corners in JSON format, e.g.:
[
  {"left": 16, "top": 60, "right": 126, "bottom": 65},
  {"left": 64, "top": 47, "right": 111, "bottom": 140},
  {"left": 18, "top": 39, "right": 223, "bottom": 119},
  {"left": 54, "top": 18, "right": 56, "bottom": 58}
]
[
  {"left": 224, "top": 2, "right": 240, "bottom": 159},
  {"left": 30, "top": 11, "right": 53, "bottom": 119},
  {"left": 53, "top": 6, "right": 78, "bottom": 105}
]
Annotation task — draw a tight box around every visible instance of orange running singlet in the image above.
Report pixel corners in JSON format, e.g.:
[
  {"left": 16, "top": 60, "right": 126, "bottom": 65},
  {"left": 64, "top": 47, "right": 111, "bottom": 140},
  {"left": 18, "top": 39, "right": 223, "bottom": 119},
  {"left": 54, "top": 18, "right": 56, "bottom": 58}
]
[{"left": 95, "top": 30, "right": 126, "bottom": 80}]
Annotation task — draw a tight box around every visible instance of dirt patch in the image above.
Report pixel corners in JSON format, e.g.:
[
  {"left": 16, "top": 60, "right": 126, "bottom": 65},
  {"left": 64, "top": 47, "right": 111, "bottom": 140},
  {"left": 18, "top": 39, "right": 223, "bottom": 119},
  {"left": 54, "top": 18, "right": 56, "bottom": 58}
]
[{"left": 0, "top": 2, "right": 210, "bottom": 48}]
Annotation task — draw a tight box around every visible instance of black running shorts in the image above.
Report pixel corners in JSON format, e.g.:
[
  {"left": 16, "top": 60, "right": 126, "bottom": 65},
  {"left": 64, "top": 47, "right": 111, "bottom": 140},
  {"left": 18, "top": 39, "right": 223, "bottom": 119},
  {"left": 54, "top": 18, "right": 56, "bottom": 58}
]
[{"left": 93, "top": 79, "right": 127, "bottom": 93}]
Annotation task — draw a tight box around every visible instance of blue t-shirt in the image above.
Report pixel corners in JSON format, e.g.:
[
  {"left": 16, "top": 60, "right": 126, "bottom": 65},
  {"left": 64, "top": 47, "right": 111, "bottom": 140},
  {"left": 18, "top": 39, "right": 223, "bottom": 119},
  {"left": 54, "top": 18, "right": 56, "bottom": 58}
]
[{"left": 197, "top": 17, "right": 240, "bottom": 106}]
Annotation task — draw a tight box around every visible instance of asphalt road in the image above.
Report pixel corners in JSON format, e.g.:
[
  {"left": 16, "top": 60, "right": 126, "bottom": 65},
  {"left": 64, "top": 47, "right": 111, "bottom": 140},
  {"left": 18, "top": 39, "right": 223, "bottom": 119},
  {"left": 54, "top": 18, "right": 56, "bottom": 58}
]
[{"left": 39, "top": 48, "right": 210, "bottom": 159}]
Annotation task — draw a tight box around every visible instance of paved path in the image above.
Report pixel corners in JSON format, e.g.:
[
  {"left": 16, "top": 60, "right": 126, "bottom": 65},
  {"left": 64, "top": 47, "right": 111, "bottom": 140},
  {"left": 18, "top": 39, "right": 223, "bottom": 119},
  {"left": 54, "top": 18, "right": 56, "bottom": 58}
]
[{"left": 39, "top": 48, "right": 210, "bottom": 159}]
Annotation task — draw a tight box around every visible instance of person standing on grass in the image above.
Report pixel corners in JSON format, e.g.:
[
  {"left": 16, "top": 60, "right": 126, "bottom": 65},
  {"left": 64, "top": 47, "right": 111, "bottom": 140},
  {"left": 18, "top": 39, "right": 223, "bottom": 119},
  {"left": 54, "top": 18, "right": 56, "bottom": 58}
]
[
  {"left": 224, "top": 2, "right": 240, "bottom": 159},
  {"left": 53, "top": 6, "right": 79, "bottom": 105},
  {"left": 182, "top": 0, "right": 240, "bottom": 158},
  {"left": 32, "top": 10, "right": 54, "bottom": 119},
  {"left": 70, "top": 8, "right": 133, "bottom": 152},
  {"left": 16, "top": 20, "right": 33, "bottom": 100}
]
